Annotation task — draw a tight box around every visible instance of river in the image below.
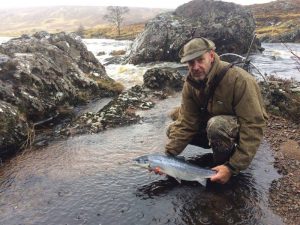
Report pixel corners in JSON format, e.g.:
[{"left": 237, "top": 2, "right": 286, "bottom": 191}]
[{"left": 1, "top": 37, "right": 299, "bottom": 225}]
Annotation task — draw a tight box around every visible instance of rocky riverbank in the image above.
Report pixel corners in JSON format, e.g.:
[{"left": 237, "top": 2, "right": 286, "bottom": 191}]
[
  {"left": 265, "top": 115, "right": 300, "bottom": 225},
  {"left": 59, "top": 67, "right": 184, "bottom": 136},
  {"left": 0, "top": 31, "right": 123, "bottom": 158},
  {"left": 252, "top": 76, "right": 300, "bottom": 224}
]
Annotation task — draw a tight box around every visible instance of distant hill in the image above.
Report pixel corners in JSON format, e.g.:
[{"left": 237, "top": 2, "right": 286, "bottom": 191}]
[
  {"left": 1, "top": 2, "right": 299, "bottom": 42},
  {"left": 247, "top": 0, "right": 300, "bottom": 42},
  {"left": 0, "top": 6, "right": 169, "bottom": 36}
]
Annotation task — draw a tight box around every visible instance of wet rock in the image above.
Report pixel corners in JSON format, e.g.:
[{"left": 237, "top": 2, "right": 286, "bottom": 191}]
[
  {"left": 143, "top": 68, "right": 184, "bottom": 92},
  {"left": 260, "top": 78, "right": 300, "bottom": 124},
  {"left": 97, "top": 51, "right": 106, "bottom": 56},
  {"left": 125, "top": 0, "right": 260, "bottom": 64},
  {"left": 0, "top": 31, "right": 122, "bottom": 156},
  {"left": 61, "top": 67, "right": 183, "bottom": 135},
  {"left": 103, "top": 56, "right": 125, "bottom": 65},
  {"left": 110, "top": 50, "right": 126, "bottom": 56},
  {"left": 62, "top": 85, "right": 154, "bottom": 135},
  {"left": 0, "top": 101, "right": 28, "bottom": 156}
]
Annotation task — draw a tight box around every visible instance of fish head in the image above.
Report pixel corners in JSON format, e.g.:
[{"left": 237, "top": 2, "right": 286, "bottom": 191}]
[{"left": 133, "top": 155, "right": 150, "bottom": 168}]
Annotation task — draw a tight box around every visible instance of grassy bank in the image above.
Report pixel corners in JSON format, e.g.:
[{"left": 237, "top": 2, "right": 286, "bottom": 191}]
[
  {"left": 83, "top": 23, "right": 145, "bottom": 40},
  {"left": 254, "top": 12, "right": 300, "bottom": 37},
  {"left": 247, "top": 0, "right": 300, "bottom": 40}
]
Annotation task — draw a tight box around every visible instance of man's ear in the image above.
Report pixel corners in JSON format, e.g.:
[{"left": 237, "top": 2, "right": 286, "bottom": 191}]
[{"left": 209, "top": 50, "right": 215, "bottom": 62}]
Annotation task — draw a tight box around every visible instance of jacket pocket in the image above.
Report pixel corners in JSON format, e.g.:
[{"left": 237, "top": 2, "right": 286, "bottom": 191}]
[{"left": 210, "top": 96, "right": 228, "bottom": 115}]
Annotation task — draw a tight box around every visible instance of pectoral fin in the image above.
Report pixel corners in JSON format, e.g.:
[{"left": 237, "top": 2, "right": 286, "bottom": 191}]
[
  {"left": 175, "top": 155, "right": 185, "bottom": 161},
  {"left": 175, "top": 178, "right": 182, "bottom": 184},
  {"left": 197, "top": 178, "right": 207, "bottom": 186}
]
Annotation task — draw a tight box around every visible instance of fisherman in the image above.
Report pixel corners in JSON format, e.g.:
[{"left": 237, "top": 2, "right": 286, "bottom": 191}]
[{"left": 165, "top": 37, "right": 268, "bottom": 184}]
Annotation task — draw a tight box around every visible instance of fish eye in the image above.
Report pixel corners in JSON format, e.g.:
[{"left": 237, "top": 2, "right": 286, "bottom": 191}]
[
  {"left": 141, "top": 159, "right": 148, "bottom": 163},
  {"left": 134, "top": 156, "right": 149, "bottom": 164}
]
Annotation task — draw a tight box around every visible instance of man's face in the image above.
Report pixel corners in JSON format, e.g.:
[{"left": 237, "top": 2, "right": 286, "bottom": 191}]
[{"left": 187, "top": 50, "right": 215, "bottom": 81}]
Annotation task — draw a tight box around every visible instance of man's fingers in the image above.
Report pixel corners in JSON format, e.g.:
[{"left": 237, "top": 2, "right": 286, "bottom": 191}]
[
  {"left": 210, "top": 173, "right": 220, "bottom": 182},
  {"left": 211, "top": 166, "right": 221, "bottom": 171},
  {"left": 210, "top": 175, "right": 225, "bottom": 184},
  {"left": 148, "top": 167, "right": 164, "bottom": 175},
  {"left": 210, "top": 165, "right": 231, "bottom": 184}
]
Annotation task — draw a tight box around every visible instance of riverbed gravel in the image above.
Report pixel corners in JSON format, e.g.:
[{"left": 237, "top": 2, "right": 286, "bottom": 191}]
[{"left": 264, "top": 114, "right": 300, "bottom": 225}]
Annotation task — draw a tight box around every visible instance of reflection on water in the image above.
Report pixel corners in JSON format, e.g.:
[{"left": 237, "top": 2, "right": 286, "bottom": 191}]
[{"left": 0, "top": 94, "right": 283, "bottom": 225}]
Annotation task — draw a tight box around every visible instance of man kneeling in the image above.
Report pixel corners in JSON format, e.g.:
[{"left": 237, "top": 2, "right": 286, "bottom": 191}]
[{"left": 165, "top": 37, "right": 268, "bottom": 184}]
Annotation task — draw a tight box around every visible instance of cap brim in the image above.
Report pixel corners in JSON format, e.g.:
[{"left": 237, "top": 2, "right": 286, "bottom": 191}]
[{"left": 180, "top": 50, "right": 207, "bottom": 63}]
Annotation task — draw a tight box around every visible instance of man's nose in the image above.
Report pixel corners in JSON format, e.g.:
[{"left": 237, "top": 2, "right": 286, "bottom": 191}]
[{"left": 192, "top": 62, "right": 202, "bottom": 70}]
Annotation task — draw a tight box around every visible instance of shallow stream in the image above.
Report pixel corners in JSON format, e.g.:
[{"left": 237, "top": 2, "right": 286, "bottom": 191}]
[
  {"left": 0, "top": 94, "right": 284, "bottom": 225},
  {"left": 0, "top": 38, "right": 299, "bottom": 225}
]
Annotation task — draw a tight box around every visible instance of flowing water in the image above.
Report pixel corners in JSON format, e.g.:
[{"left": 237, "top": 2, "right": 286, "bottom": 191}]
[
  {"left": 0, "top": 95, "right": 283, "bottom": 225},
  {"left": 0, "top": 37, "right": 299, "bottom": 225}
]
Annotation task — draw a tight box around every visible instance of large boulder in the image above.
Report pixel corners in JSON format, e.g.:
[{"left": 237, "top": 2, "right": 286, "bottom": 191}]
[
  {"left": 143, "top": 68, "right": 184, "bottom": 91},
  {"left": 0, "top": 101, "right": 28, "bottom": 156},
  {"left": 125, "top": 0, "right": 260, "bottom": 64},
  {"left": 0, "top": 31, "right": 122, "bottom": 156}
]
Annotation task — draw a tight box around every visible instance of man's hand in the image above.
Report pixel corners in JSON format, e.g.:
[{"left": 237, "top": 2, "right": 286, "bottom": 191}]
[
  {"left": 210, "top": 165, "right": 232, "bottom": 184},
  {"left": 149, "top": 167, "right": 164, "bottom": 175}
]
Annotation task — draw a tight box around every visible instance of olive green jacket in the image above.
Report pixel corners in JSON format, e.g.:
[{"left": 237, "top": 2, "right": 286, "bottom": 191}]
[{"left": 165, "top": 54, "right": 268, "bottom": 172}]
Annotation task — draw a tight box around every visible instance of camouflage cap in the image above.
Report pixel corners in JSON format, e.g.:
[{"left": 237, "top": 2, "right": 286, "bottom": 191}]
[{"left": 179, "top": 38, "right": 216, "bottom": 63}]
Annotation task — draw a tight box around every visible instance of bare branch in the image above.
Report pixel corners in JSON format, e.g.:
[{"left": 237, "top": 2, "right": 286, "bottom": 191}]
[
  {"left": 103, "top": 6, "right": 129, "bottom": 36},
  {"left": 281, "top": 42, "right": 300, "bottom": 65}
]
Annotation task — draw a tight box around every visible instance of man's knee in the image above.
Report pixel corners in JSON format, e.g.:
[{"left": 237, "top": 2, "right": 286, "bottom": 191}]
[
  {"left": 207, "top": 115, "right": 239, "bottom": 140},
  {"left": 206, "top": 115, "right": 239, "bottom": 165},
  {"left": 169, "top": 106, "right": 180, "bottom": 121}
]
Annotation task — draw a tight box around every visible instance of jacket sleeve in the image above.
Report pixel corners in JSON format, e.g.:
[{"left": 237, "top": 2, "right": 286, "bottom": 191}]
[
  {"left": 165, "top": 82, "right": 201, "bottom": 155},
  {"left": 229, "top": 76, "right": 267, "bottom": 172}
]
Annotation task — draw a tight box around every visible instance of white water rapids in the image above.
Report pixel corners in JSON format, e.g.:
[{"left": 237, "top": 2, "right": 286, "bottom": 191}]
[{"left": 1, "top": 37, "right": 299, "bottom": 86}]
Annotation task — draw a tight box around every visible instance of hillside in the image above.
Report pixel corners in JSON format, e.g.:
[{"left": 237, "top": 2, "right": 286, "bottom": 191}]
[
  {"left": 0, "top": 6, "right": 169, "bottom": 37},
  {"left": 247, "top": 0, "right": 300, "bottom": 42},
  {"left": 1, "top": 2, "right": 299, "bottom": 42}
]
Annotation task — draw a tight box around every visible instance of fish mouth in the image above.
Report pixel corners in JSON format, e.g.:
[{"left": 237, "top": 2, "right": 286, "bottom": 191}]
[{"left": 132, "top": 156, "right": 150, "bottom": 168}]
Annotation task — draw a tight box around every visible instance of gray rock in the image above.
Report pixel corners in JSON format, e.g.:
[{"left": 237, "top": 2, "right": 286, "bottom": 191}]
[
  {"left": 97, "top": 51, "right": 106, "bottom": 56},
  {"left": 125, "top": 0, "right": 260, "bottom": 64},
  {"left": 0, "top": 101, "right": 28, "bottom": 156},
  {"left": 143, "top": 67, "right": 184, "bottom": 91},
  {"left": 260, "top": 80, "right": 300, "bottom": 123},
  {"left": 62, "top": 67, "right": 184, "bottom": 135},
  {"left": 0, "top": 31, "right": 120, "bottom": 156}
]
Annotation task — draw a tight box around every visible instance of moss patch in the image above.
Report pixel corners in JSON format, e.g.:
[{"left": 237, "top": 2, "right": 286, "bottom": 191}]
[{"left": 96, "top": 79, "right": 124, "bottom": 94}]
